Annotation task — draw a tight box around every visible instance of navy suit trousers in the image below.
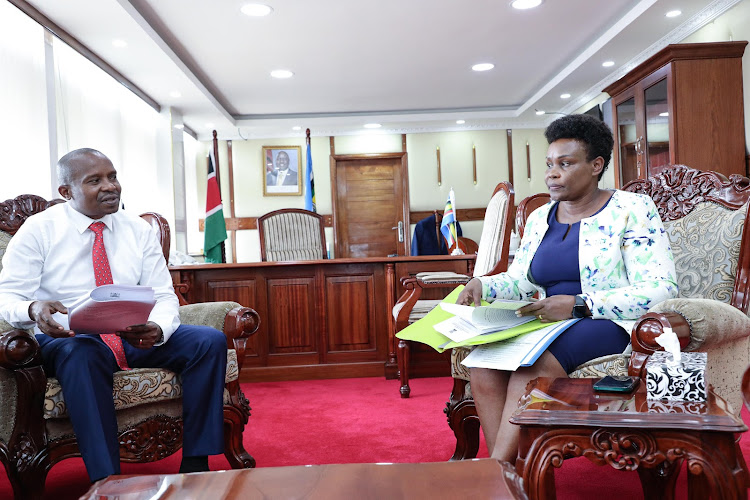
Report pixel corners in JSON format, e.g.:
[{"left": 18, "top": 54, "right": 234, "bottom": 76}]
[{"left": 36, "top": 324, "right": 227, "bottom": 481}]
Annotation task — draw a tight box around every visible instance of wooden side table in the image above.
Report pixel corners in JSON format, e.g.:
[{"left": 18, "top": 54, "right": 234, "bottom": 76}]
[{"left": 510, "top": 377, "right": 748, "bottom": 500}]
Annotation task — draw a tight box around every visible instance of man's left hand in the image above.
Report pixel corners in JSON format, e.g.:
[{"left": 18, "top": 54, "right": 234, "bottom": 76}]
[{"left": 117, "top": 321, "right": 162, "bottom": 349}]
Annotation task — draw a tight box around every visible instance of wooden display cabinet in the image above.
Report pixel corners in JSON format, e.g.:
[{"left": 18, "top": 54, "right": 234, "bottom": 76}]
[{"left": 604, "top": 41, "right": 747, "bottom": 186}]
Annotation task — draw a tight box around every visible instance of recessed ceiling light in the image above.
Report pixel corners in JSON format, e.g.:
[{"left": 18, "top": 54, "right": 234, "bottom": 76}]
[
  {"left": 205, "top": 123, "right": 214, "bottom": 129},
  {"left": 241, "top": 3, "right": 273, "bottom": 16},
  {"left": 112, "top": 39, "right": 127, "bottom": 48},
  {"left": 472, "top": 63, "right": 495, "bottom": 72},
  {"left": 510, "top": 0, "right": 543, "bottom": 9},
  {"left": 169, "top": 91, "right": 182, "bottom": 98},
  {"left": 456, "top": 120, "right": 466, "bottom": 124},
  {"left": 174, "top": 124, "right": 184, "bottom": 130},
  {"left": 666, "top": 10, "right": 682, "bottom": 18},
  {"left": 602, "top": 61, "right": 615, "bottom": 67},
  {"left": 560, "top": 93, "right": 571, "bottom": 99},
  {"left": 270, "top": 69, "right": 294, "bottom": 79},
  {"left": 535, "top": 110, "right": 545, "bottom": 115},
  {"left": 364, "top": 123, "right": 382, "bottom": 129},
  {"left": 659, "top": 112, "right": 669, "bottom": 117},
  {"left": 292, "top": 126, "right": 302, "bottom": 131}
]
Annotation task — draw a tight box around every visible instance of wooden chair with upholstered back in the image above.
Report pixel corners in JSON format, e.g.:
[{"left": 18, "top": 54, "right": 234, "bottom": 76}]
[
  {"left": 444, "top": 165, "right": 750, "bottom": 461},
  {"left": 0, "top": 194, "right": 261, "bottom": 500},
  {"left": 392, "top": 182, "right": 515, "bottom": 398},
  {"left": 258, "top": 208, "right": 326, "bottom": 261}
]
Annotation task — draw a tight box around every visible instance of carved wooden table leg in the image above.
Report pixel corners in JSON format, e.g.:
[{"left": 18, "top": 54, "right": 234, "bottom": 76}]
[{"left": 397, "top": 339, "right": 410, "bottom": 398}]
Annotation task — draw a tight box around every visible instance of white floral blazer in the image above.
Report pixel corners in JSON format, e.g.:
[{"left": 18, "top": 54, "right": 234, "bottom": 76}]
[{"left": 479, "top": 190, "right": 678, "bottom": 332}]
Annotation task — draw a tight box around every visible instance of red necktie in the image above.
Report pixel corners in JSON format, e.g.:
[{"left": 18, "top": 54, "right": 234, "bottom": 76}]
[{"left": 89, "top": 222, "right": 130, "bottom": 370}]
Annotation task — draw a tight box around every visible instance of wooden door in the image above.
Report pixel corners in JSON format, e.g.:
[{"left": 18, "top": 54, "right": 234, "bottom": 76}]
[{"left": 331, "top": 153, "right": 410, "bottom": 258}]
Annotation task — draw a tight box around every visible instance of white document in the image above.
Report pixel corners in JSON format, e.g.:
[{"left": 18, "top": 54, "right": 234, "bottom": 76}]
[
  {"left": 439, "top": 300, "right": 535, "bottom": 334},
  {"left": 460, "top": 319, "right": 580, "bottom": 371},
  {"left": 68, "top": 284, "right": 156, "bottom": 334}
]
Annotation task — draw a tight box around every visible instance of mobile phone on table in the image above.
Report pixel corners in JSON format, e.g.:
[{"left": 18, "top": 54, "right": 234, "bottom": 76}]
[{"left": 593, "top": 375, "right": 639, "bottom": 393}]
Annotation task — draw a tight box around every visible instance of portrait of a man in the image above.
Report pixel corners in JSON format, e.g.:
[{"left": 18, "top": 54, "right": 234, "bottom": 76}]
[{"left": 263, "top": 146, "right": 302, "bottom": 196}]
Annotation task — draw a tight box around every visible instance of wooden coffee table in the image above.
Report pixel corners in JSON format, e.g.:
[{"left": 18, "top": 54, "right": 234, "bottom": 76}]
[
  {"left": 509, "top": 377, "right": 748, "bottom": 500},
  {"left": 80, "top": 459, "right": 528, "bottom": 499}
]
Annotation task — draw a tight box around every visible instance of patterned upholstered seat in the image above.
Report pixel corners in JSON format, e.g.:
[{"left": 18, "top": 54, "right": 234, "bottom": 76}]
[
  {"left": 258, "top": 208, "right": 326, "bottom": 261},
  {"left": 445, "top": 165, "right": 750, "bottom": 460},
  {"left": 393, "top": 182, "right": 515, "bottom": 397},
  {"left": 0, "top": 195, "right": 261, "bottom": 500}
]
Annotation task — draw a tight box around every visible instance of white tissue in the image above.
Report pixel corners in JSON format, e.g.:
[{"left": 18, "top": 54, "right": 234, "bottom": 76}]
[{"left": 654, "top": 328, "right": 681, "bottom": 366}]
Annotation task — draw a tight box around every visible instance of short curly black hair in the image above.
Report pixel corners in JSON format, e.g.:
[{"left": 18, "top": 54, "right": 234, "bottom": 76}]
[{"left": 544, "top": 114, "right": 614, "bottom": 180}]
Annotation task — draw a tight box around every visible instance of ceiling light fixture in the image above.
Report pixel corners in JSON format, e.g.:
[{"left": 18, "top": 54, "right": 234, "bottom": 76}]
[
  {"left": 364, "top": 123, "right": 382, "bottom": 129},
  {"left": 174, "top": 124, "right": 184, "bottom": 130},
  {"left": 472, "top": 63, "right": 495, "bottom": 72},
  {"left": 666, "top": 10, "right": 682, "bottom": 18},
  {"left": 456, "top": 120, "right": 466, "bottom": 124},
  {"left": 659, "top": 112, "right": 669, "bottom": 117},
  {"left": 560, "top": 93, "right": 571, "bottom": 99},
  {"left": 241, "top": 3, "right": 273, "bottom": 16},
  {"left": 112, "top": 39, "right": 127, "bottom": 48},
  {"left": 535, "top": 110, "right": 545, "bottom": 115},
  {"left": 510, "top": 0, "right": 543, "bottom": 10},
  {"left": 270, "top": 69, "right": 294, "bottom": 79},
  {"left": 602, "top": 61, "right": 615, "bottom": 67},
  {"left": 292, "top": 126, "right": 302, "bottom": 131}
]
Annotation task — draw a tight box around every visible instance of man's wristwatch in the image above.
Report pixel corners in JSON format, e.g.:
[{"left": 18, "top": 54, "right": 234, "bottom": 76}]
[{"left": 572, "top": 294, "right": 589, "bottom": 318}]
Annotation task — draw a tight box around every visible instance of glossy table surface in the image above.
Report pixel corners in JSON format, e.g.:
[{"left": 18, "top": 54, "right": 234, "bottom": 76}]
[
  {"left": 81, "top": 459, "right": 528, "bottom": 500},
  {"left": 510, "top": 377, "right": 746, "bottom": 432}
]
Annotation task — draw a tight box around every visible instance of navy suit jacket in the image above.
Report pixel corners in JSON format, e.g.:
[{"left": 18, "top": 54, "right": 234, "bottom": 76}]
[{"left": 410, "top": 214, "right": 462, "bottom": 256}]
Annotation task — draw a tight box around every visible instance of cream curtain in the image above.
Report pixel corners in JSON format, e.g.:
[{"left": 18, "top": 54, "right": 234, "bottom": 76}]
[{"left": 0, "top": 2, "right": 50, "bottom": 201}]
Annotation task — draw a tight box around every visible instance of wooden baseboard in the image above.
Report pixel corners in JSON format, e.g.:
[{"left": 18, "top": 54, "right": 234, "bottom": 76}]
[{"left": 239, "top": 362, "right": 386, "bottom": 382}]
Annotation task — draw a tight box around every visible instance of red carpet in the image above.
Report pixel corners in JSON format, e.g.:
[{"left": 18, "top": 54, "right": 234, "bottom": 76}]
[{"left": 0, "top": 376, "right": 748, "bottom": 499}]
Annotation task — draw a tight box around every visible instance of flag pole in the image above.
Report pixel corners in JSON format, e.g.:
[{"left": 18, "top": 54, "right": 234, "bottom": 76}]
[{"left": 212, "top": 130, "right": 226, "bottom": 263}]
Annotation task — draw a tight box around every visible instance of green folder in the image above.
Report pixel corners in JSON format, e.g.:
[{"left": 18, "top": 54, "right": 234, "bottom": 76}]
[{"left": 395, "top": 285, "right": 557, "bottom": 353}]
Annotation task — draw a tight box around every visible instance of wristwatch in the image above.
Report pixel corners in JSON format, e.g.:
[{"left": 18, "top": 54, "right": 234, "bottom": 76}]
[{"left": 572, "top": 294, "right": 589, "bottom": 318}]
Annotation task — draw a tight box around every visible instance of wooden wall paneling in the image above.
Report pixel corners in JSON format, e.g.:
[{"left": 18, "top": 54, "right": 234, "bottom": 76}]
[
  {"left": 265, "top": 276, "right": 318, "bottom": 358},
  {"left": 325, "top": 274, "right": 377, "bottom": 352}
]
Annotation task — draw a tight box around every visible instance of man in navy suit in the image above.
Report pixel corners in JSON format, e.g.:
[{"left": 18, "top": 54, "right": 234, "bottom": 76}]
[{"left": 266, "top": 150, "right": 298, "bottom": 186}]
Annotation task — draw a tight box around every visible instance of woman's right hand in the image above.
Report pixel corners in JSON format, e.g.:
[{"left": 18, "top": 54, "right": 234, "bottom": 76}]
[{"left": 456, "top": 278, "right": 483, "bottom": 306}]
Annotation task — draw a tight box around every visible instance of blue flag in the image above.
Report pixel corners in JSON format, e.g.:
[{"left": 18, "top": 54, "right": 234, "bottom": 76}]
[
  {"left": 304, "top": 135, "right": 316, "bottom": 212},
  {"left": 440, "top": 189, "right": 458, "bottom": 249}
]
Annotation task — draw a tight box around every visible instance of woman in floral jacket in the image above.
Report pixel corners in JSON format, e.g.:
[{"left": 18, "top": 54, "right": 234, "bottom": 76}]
[{"left": 457, "top": 114, "right": 678, "bottom": 463}]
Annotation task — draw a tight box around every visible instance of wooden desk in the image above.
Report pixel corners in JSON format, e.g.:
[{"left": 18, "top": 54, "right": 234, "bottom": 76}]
[
  {"left": 81, "top": 460, "right": 527, "bottom": 500},
  {"left": 510, "top": 377, "right": 748, "bottom": 500},
  {"left": 170, "top": 255, "right": 475, "bottom": 382}
]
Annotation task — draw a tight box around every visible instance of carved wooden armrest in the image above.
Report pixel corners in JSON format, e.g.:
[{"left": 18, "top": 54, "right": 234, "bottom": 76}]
[
  {"left": 0, "top": 327, "right": 42, "bottom": 370},
  {"left": 628, "top": 312, "right": 690, "bottom": 378},
  {"left": 223, "top": 306, "right": 260, "bottom": 371}
]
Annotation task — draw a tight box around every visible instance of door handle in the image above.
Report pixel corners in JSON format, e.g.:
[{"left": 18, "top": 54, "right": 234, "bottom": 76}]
[{"left": 391, "top": 221, "right": 404, "bottom": 243}]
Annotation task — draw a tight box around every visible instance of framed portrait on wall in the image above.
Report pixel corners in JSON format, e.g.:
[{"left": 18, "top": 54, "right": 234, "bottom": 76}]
[{"left": 262, "top": 146, "right": 302, "bottom": 196}]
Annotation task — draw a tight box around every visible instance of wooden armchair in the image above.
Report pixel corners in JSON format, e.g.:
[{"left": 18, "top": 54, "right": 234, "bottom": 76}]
[
  {"left": 393, "top": 182, "right": 515, "bottom": 397},
  {"left": 0, "top": 195, "right": 261, "bottom": 500},
  {"left": 445, "top": 165, "right": 750, "bottom": 461},
  {"left": 258, "top": 208, "right": 326, "bottom": 261}
]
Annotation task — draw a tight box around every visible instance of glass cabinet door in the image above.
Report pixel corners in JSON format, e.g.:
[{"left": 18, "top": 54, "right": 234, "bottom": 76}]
[
  {"left": 616, "top": 97, "right": 638, "bottom": 185},
  {"left": 644, "top": 78, "right": 670, "bottom": 176}
]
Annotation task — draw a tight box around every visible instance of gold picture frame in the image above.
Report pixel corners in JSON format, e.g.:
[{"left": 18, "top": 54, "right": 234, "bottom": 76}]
[{"left": 262, "top": 146, "right": 303, "bottom": 196}]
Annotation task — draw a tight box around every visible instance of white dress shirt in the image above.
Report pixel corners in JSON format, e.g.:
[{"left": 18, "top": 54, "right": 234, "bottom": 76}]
[{"left": 0, "top": 203, "right": 180, "bottom": 343}]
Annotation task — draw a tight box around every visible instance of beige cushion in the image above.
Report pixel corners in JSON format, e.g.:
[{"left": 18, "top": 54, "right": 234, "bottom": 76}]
[
  {"left": 663, "top": 201, "right": 747, "bottom": 303},
  {"left": 44, "top": 349, "right": 238, "bottom": 419},
  {"left": 0, "top": 230, "right": 11, "bottom": 274}
]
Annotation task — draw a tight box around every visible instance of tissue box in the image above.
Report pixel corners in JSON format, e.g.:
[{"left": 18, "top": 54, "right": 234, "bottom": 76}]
[{"left": 645, "top": 351, "right": 707, "bottom": 402}]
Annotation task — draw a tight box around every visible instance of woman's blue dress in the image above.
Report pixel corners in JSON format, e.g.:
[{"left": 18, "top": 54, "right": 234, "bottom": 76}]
[{"left": 528, "top": 201, "right": 629, "bottom": 373}]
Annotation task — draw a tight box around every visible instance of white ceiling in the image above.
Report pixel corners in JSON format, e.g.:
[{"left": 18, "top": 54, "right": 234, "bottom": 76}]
[{"left": 16, "top": 0, "right": 741, "bottom": 140}]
